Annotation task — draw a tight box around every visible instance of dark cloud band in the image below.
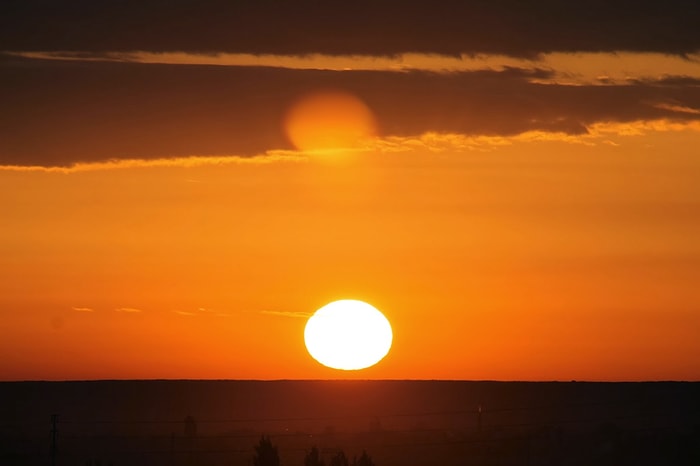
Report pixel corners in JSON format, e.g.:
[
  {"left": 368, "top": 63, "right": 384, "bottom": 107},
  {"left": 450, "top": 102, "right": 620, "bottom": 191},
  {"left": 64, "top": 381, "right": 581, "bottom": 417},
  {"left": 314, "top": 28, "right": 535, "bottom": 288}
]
[{"left": 2, "top": 57, "right": 700, "bottom": 167}]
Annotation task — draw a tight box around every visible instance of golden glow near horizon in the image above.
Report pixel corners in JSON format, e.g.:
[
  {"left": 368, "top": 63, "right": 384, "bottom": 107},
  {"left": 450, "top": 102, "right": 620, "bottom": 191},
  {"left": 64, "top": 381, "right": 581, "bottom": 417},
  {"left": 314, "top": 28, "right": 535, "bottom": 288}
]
[
  {"left": 2, "top": 129, "right": 699, "bottom": 381},
  {"left": 304, "top": 300, "right": 393, "bottom": 371}
]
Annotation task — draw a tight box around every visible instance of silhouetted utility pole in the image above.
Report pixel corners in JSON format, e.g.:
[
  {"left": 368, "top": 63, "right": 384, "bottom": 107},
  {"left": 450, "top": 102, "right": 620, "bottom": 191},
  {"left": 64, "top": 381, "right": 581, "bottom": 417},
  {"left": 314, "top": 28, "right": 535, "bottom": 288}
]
[
  {"left": 50, "top": 414, "right": 58, "bottom": 466},
  {"left": 477, "top": 405, "right": 483, "bottom": 433}
]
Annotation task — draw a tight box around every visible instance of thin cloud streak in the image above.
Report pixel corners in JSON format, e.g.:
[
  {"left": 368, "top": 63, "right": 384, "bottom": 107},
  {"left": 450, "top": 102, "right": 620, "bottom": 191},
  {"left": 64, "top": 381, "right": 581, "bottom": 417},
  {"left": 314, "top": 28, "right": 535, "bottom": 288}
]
[
  {"left": 259, "top": 310, "right": 312, "bottom": 319},
  {"left": 7, "top": 51, "right": 700, "bottom": 86},
  {"left": 171, "top": 308, "right": 231, "bottom": 317},
  {"left": 0, "top": 153, "right": 306, "bottom": 173},
  {"left": 653, "top": 103, "right": 700, "bottom": 115},
  {"left": 3, "top": 120, "right": 700, "bottom": 172},
  {"left": 196, "top": 308, "right": 231, "bottom": 317},
  {"left": 115, "top": 307, "right": 143, "bottom": 313},
  {"left": 371, "top": 119, "right": 700, "bottom": 153},
  {"left": 71, "top": 307, "right": 94, "bottom": 312}
]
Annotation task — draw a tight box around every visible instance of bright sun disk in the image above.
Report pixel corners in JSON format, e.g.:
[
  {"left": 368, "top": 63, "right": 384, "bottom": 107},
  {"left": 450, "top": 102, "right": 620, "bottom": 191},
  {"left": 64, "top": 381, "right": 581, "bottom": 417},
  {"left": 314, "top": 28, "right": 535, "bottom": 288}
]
[{"left": 304, "top": 300, "right": 393, "bottom": 370}]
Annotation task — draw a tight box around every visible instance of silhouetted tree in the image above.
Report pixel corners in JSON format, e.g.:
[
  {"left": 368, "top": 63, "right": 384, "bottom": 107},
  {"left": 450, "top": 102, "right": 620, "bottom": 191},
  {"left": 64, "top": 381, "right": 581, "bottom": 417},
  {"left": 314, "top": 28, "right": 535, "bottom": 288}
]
[
  {"left": 327, "top": 449, "right": 377, "bottom": 466},
  {"left": 329, "top": 450, "right": 349, "bottom": 466},
  {"left": 354, "top": 451, "right": 375, "bottom": 466},
  {"left": 304, "top": 446, "right": 325, "bottom": 466},
  {"left": 253, "top": 435, "right": 280, "bottom": 466}
]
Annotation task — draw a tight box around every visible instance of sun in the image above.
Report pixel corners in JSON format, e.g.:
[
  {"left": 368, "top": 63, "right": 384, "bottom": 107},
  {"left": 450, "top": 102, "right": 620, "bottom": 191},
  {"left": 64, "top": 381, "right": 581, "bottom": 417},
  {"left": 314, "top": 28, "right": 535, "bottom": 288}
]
[
  {"left": 304, "top": 300, "right": 393, "bottom": 370},
  {"left": 284, "top": 90, "right": 377, "bottom": 154}
]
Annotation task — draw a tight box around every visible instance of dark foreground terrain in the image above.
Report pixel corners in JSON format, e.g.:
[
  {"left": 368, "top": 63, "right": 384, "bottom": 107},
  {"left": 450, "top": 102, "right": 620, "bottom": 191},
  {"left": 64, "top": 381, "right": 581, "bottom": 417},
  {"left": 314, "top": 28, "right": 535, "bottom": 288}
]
[{"left": 1, "top": 380, "right": 698, "bottom": 465}]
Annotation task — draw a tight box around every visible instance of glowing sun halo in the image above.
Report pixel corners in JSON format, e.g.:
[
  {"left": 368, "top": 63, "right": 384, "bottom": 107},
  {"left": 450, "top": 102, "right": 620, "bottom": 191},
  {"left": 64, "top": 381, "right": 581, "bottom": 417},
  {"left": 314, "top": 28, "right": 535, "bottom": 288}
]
[
  {"left": 284, "top": 90, "right": 377, "bottom": 153},
  {"left": 304, "top": 300, "right": 393, "bottom": 371}
]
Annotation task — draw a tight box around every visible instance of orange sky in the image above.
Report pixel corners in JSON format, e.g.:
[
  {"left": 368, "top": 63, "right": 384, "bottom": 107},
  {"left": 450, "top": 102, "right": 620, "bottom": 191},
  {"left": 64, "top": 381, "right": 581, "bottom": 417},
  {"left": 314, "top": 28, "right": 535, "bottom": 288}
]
[
  {"left": 2, "top": 121, "right": 699, "bottom": 381},
  {"left": 2, "top": 2, "right": 700, "bottom": 381}
]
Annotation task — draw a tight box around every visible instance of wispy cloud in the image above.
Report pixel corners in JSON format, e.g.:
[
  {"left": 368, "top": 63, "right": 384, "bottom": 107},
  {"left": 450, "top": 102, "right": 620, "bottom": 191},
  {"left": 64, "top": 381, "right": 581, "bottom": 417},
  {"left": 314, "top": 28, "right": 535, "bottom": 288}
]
[
  {"left": 172, "top": 308, "right": 232, "bottom": 317},
  {"left": 5, "top": 118, "right": 700, "bottom": 173},
  {"left": 259, "top": 310, "right": 312, "bottom": 319},
  {"left": 653, "top": 103, "right": 700, "bottom": 116},
  {"left": 115, "top": 307, "right": 143, "bottom": 313},
  {"left": 71, "top": 306, "right": 94, "bottom": 312},
  {"left": 8, "top": 51, "right": 700, "bottom": 85},
  {"left": 0, "top": 152, "right": 306, "bottom": 173},
  {"left": 370, "top": 119, "right": 700, "bottom": 154},
  {"left": 196, "top": 307, "right": 229, "bottom": 317}
]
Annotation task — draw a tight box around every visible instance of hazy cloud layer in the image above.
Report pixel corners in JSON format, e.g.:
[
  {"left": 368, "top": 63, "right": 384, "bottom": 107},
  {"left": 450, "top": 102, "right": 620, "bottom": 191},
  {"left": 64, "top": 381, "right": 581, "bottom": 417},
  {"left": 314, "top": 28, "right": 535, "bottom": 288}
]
[
  {"left": 2, "top": 56, "right": 700, "bottom": 167},
  {"left": 2, "top": 0, "right": 699, "bottom": 56}
]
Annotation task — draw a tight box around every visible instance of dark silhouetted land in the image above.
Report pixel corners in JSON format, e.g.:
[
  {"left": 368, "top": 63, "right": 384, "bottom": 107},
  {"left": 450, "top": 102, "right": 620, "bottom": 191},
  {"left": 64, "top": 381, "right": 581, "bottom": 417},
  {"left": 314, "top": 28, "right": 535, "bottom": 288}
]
[{"left": 1, "top": 380, "right": 698, "bottom": 465}]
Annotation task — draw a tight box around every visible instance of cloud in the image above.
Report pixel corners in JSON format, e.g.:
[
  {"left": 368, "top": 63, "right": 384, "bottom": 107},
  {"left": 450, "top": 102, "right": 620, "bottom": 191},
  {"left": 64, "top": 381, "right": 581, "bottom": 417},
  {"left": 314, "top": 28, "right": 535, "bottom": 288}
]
[
  {"left": 0, "top": 152, "right": 305, "bottom": 173},
  {"left": 1, "top": 1, "right": 698, "bottom": 57},
  {"left": 71, "top": 306, "right": 94, "bottom": 312},
  {"left": 259, "top": 310, "right": 312, "bottom": 319},
  {"left": 371, "top": 119, "right": 700, "bottom": 153},
  {"left": 2, "top": 56, "right": 700, "bottom": 168},
  {"left": 170, "top": 308, "right": 232, "bottom": 317},
  {"left": 115, "top": 307, "right": 143, "bottom": 313},
  {"left": 653, "top": 103, "right": 700, "bottom": 115},
  {"left": 9, "top": 51, "right": 700, "bottom": 85},
  {"left": 196, "top": 307, "right": 231, "bottom": 317}
]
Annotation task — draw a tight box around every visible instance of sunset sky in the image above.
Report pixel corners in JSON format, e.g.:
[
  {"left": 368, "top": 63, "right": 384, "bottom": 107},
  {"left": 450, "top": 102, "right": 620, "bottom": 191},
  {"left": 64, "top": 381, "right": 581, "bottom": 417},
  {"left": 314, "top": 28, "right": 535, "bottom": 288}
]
[{"left": 2, "top": 1, "right": 699, "bottom": 381}]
